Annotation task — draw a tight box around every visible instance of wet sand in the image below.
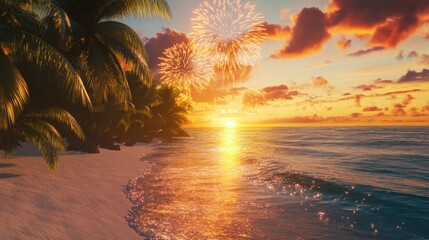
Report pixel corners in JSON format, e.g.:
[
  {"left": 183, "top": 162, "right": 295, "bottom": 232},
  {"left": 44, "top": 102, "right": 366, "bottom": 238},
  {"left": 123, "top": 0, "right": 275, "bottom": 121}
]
[{"left": 0, "top": 143, "right": 149, "bottom": 239}]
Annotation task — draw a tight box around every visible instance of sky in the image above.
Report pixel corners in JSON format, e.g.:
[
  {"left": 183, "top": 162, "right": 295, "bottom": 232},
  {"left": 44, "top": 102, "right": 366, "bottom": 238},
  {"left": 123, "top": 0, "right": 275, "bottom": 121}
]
[{"left": 124, "top": 0, "right": 429, "bottom": 127}]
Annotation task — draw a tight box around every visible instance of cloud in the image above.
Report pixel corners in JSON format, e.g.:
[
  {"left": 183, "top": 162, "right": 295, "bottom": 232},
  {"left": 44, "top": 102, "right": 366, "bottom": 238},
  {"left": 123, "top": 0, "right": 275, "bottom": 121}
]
[
  {"left": 260, "top": 114, "right": 325, "bottom": 124},
  {"left": 242, "top": 89, "right": 266, "bottom": 109},
  {"left": 398, "top": 69, "right": 429, "bottom": 83},
  {"left": 270, "top": 0, "right": 429, "bottom": 58},
  {"left": 419, "top": 54, "right": 429, "bottom": 65},
  {"left": 337, "top": 35, "right": 352, "bottom": 49},
  {"left": 408, "top": 51, "right": 419, "bottom": 58},
  {"left": 262, "top": 85, "right": 299, "bottom": 101},
  {"left": 402, "top": 94, "right": 414, "bottom": 105},
  {"left": 258, "top": 114, "right": 374, "bottom": 124},
  {"left": 391, "top": 103, "right": 406, "bottom": 116},
  {"left": 377, "top": 89, "right": 422, "bottom": 97},
  {"left": 354, "top": 94, "right": 362, "bottom": 107},
  {"left": 409, "top": 107, "right": 427, "bottom": 117},
  {"left": 144, "top": 28, "right": 189, "bottom": 70},
  {"left": 350, "top": 112, "right": 362, "bottom": 118},
  {"left": 422, "top": 102, "right": 429, "bottom": 113},
  {"left": 242, "top": 84, "right": 299, "bottom": 108},
  {"left": 271, "top": 7, "right": 331, "bottom": 58},
  {"left": 354, "top": 84, "right": 383, "bottom": 91},
  {"left": 300, "top": 89, "right": 421, "bottom": 107},
  {"left": 261, "top": 22, "right": 291, "bottom": 40},
  {"left": 328, "top": 0, "right": 429, "bottom": 48},
  {"left": 373, "top": 78, "right": 394, "bottom": 84},
  {"left": 312, "top": 76, "right": 329, "bottom": 87},
  {"left": 348, "top": 46, "right": 385, "bottom": 57},
  {"left": 312, "top": 76, "right": 335, "bottom": 94},
  {"left": 363, "top": 106, "right": 382, "bottom": 112}
]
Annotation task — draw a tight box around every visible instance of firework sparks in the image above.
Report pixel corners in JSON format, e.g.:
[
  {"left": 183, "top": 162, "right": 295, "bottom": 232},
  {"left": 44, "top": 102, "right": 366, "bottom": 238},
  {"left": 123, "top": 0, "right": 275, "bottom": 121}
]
[
  {"left": 191, "top": 0, "right": 266, "bottom": 84},
  {"left": 159, "top": 42, "right": 213, "bottom": 95}
]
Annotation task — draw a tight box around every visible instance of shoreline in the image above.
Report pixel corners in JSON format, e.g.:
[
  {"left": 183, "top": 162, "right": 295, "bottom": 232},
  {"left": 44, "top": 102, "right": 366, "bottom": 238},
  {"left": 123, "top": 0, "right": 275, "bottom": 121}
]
[{"left": 0, "top": 143, "right": 150, "bottom": 239}]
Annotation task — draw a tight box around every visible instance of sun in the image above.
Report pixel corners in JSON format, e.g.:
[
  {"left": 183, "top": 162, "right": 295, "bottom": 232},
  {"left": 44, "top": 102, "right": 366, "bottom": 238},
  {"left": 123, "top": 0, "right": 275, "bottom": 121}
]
[{"left": 226, "top": 121, "right": 236, "bottom": 128}]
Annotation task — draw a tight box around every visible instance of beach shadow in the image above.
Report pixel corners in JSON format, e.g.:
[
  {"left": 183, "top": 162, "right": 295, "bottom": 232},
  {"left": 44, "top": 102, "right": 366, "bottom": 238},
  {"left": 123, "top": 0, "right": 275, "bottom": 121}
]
[
  {"left": 0, "top": 173, "right": 21, "bottom": 179},
  {"left": 0, "top": 163, "right": 16, "bottom": 168},
  {"left": 0, "top": 163, "right": 22, "bottom": 179}
]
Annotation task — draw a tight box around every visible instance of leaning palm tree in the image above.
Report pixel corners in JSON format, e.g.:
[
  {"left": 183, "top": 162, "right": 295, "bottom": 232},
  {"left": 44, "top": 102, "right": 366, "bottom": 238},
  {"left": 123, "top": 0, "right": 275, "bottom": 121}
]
[
  {"left": 0, "top": 108, "right": 84, "bottom": 170},
  {"left": 45, "top": 0, "right": 171, "bottom": 150},
  {"left": 1, "top": 1, "right": 92, "bottom": 168},
  {"left": 0, "top": 0, "right": 91, "bottom": 131}
]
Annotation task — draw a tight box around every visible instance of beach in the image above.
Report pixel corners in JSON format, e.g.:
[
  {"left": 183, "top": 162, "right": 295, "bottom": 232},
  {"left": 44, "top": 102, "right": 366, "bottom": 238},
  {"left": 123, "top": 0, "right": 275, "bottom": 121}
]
[{"left": 0, "top": 143, "right": 149, "bottom": 240}]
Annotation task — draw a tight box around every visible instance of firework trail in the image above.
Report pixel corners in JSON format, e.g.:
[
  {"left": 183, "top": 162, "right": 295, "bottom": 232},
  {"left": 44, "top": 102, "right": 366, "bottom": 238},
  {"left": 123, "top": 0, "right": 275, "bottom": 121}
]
[{"left": 191, "top": 0, "right": 266, "bottom": 85}]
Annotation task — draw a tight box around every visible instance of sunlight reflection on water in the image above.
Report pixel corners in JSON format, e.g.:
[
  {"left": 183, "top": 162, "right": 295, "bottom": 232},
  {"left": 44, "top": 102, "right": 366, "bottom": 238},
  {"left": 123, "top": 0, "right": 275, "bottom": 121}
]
[
  {"left": 123, "top": 128, "right": 255, "bottom": 239},
  {"left": 123, "top": 127, "right": 429, "bottom": 239}
]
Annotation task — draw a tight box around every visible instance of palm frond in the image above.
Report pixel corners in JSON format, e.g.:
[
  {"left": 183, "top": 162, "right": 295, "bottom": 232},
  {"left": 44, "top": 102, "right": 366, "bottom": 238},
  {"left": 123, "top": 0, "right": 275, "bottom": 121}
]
[
  {"left": 0, "top": 26, "right": 92, "bottom": 109},
  {"left": 42, "top": 6, "right": 73, "bottom": 50},
  {"left": 15, "top": 119, "right": 65, "bottom": 169},
  {"left": 0, "top": 49, "right": 29, "bottom": 130},
  {"left": 27, "top": 108, "right": 85, "bottom": 140},
  {"left": 95, "top": 21, "right": 152, "bottom": 83},
  {"left": 82, "top": 37, "right": 131, "bottom": 108},
  {"left": 98, "top": 0, "right": 171, "bottom": 21}
]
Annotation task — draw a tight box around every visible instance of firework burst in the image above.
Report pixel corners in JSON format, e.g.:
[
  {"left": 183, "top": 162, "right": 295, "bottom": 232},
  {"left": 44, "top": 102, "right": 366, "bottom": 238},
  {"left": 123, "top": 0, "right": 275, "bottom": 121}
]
[
  {"left": 159, "top": 42, "right": 213, "bottom": 95},
  {"left": 191, "top": 0, "right": 266, "bottom": 81}
]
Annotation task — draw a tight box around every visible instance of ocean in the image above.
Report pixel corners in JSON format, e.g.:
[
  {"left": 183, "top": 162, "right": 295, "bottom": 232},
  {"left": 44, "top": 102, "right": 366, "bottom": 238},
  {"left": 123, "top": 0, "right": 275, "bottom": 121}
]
[{"left": 124, "top": 127, "right": 429, "bottom": 239}]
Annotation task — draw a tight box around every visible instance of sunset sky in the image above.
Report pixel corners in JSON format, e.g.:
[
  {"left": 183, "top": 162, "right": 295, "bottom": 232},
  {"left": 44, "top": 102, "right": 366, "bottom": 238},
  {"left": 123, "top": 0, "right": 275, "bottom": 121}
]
[{"left": 124, "top": 0, "right": 429, "bottom": 127}]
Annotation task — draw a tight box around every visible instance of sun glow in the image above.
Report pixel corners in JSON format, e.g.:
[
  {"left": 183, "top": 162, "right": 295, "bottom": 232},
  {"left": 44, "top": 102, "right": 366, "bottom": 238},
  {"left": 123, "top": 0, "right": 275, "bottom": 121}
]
[{"left": 226, "top": 121, "right": 237, "bottom": 128}]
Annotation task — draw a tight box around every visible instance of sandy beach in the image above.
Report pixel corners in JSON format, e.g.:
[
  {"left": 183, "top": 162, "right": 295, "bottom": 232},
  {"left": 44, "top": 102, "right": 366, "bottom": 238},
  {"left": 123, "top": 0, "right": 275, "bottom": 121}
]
[{"left": 0, "top": 143, "right": 150, "bottom": 240}]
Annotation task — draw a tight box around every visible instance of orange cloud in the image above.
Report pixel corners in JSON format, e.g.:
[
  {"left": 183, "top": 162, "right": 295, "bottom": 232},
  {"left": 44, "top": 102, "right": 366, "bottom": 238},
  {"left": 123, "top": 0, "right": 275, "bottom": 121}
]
[
  {"left": 354, "top": 84, "right": 383, "bottom": 91},
  {"left": 419, "top": 54, "right": 429, "bottom": 65},
  {"left": 398, "top": 69, "right": 429, "bottom": 83},
  {"left": 402, "top": 94, "right": 414, "bottom": 105},
  {"left": 391, "top": 104, "right": 406, "bottom": 116},
  {"left": 350, "top": 112, "right": 362, "bottom": 118},
  {"left": 363, "top": 106, "right": 382, "bottom": 112},
  {"left": 354, "top": 94, "right": 362, "bottom": 107},
  {"left": 262, "top": 85, "right": 299, "bottom": 101},
  {"left": 271, "top": 0, "right": 429, "bottom": 58},
  {"left": 242, "top": 84, "right": 300, "bottom": 108},
  {"left": 261, "top": 22, "right": 291, "bottom": 40},
  {"left": 337, "top": 35, "right": 352, "bottom": 49},
  {"left": 312, "top": 76, "right": 329, "bottom": 87},
  {"left": 271, "top": 8, "right": 330, "bottom": 58},
  {"left": 423, "top": 102, "right": 429, "bottom": 113},
  {"left": 242, "top": 89, "right": 266, "bottom": 109},
  {"left": 328, "top": 0, "right": 429, "bottom": 48},
  {"left": 348, "top": 46, "right": 384, "bottom": 57},
  {"left": 409, "top": 107, "right": 427, "bottom": 117}
]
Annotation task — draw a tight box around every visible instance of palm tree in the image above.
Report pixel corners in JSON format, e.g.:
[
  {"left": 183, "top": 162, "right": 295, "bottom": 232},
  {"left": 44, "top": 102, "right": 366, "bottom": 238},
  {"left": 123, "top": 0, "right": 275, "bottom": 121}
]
[
  {"left": 0, "top": 0, "right": 92, "bottom": 168},
  {"left": 0, "top": 0, "right": 91, "bottom": 131},
  {"left": 44, "top": 0, "right": 171, "bottom": 150},
  {"left": 0, "top": 108, "right": 84, "bottom": 170},
  {"left": 112, "top": 71, "right": 161, "bottom": 143},
  {"left": 150, "top": 85, "right": 190, "bottom": 137}
]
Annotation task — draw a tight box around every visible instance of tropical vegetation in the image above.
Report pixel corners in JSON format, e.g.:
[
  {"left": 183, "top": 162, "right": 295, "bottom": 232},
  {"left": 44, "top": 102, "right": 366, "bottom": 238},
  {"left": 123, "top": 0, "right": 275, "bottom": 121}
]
[{"left": 0, "top": 0, "right": 191, "bottom": 169}]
